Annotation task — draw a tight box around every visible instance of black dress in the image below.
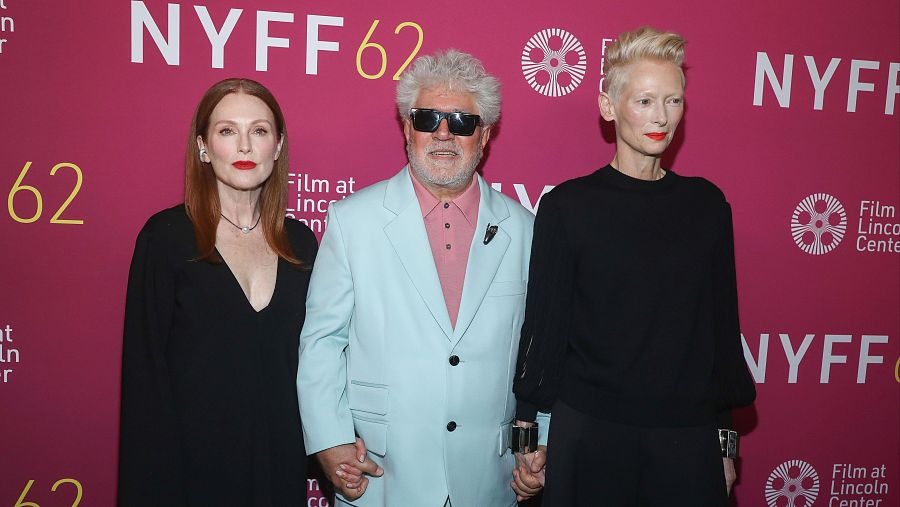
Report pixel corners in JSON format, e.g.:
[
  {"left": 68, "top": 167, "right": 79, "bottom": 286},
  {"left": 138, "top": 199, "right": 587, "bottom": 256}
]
[{"left": 118, "top": 205, "right": 317, "bottom": 507}]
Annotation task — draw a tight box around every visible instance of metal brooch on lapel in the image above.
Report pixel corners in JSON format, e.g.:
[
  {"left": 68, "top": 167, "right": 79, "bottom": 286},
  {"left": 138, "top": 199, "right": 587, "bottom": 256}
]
[{"left": 483, "top": 224, "right": 498, "bottom": 245}]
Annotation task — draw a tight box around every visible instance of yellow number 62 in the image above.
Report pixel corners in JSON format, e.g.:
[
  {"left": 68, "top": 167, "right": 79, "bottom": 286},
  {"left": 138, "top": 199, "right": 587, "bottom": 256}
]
[{"left": 355, "top": 20, "right": 424, "bottom": 81}]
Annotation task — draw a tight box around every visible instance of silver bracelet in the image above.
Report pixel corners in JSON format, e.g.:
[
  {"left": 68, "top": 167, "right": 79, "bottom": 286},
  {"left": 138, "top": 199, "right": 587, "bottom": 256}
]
[
  {"left": 718, "top": 429, "right": 739, "bottom": 459},
  {"left": 510, "top": 424, "right": 539, "bottom": 453}
]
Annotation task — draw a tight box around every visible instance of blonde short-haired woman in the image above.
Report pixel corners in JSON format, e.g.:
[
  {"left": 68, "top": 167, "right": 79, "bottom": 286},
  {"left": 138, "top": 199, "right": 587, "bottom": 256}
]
[{"left": 513, "top": 27, "right": 756, "bottom": 506}]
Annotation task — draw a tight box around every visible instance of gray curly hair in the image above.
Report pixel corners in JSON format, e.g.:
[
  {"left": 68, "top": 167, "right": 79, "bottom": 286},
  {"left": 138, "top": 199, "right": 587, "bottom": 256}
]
[{"left": 396, "top": 49, "right": 501, "bottom": 127}]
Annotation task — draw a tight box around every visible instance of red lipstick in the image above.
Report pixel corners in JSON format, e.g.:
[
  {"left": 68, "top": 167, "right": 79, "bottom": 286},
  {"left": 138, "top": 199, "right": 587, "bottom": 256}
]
[
  {"left": 232, "top": 161, "right": 257, "bottom": 170},
  {"left": 644, "top": 133, "right": 667, "bottom": 141}
]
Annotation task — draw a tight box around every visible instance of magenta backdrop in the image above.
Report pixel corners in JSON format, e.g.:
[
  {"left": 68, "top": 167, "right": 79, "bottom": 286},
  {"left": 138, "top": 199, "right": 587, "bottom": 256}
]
[{"left": 1, "top": 1, "right": 898, "bottom": 506}]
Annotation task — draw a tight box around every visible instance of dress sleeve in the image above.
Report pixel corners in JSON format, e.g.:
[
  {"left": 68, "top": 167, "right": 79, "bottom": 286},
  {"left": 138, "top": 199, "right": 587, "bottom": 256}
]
[
  {"left": 117, "top": 223, "right": 187, "bottom": 506},
  {"left": 711, "top": 202, "right": 757, "bottom": 429},
  {"left": 513, "top": 194, "right": 575, "bottom": 422}
]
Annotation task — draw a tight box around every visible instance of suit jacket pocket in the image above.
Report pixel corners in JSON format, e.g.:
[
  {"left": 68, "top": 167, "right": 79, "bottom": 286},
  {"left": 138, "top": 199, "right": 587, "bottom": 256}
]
[
  {"left": 486, "top": 280, "right": 526, "bottom": 297},
  {"left": 497, "top": 423, "right": 512, "bottom": 456},
  {"left": 354, "top": 416, "right": 387, "bottom": 457},
  {"left": 349, "top": 381, "right": 389, "bottom": 416}
]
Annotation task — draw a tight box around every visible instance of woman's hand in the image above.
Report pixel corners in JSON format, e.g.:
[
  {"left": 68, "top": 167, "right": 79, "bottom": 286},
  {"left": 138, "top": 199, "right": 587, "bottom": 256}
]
[
  {"left": 512, "top": 445, "right": 547, "bottom": 501},
  {"left": 723, "top": 457, "right": 736, "bottom": 495},
  {"left": 317, "top": 437, "right": 384, "bottom": 501}
]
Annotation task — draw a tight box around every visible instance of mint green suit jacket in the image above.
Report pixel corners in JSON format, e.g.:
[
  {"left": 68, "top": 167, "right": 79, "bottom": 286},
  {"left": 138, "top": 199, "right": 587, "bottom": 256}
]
[{"left": 297, "top": 168, "right": 549, "bottom": 506}]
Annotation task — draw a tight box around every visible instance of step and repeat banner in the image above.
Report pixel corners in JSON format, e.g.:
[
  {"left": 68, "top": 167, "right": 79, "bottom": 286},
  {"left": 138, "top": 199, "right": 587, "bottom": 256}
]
[{"left": 1, "top": 1, "right": 898, "bottom": 505}]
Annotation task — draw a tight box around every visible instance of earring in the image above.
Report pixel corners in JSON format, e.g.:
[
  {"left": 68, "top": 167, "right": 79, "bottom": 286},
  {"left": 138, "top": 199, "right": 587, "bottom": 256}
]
[{"left": 199, "top": 149, "right": 208, "bottom": 162}]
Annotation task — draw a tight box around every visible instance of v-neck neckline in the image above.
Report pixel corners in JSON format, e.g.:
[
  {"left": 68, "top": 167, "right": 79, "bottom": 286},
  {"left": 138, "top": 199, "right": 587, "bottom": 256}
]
[{"left": 215, "top": 247, "right": 281, "bottom": 314}]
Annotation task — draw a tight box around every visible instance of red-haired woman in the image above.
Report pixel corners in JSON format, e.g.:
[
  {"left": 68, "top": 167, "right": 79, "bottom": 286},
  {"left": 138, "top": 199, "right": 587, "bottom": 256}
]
[{"left": 118, "top": 79, "right": 365, "bottom": 506}]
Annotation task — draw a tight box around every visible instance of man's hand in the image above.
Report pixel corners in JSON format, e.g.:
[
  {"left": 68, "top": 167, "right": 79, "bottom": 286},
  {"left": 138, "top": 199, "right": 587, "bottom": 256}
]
[
  {"left": 723, "top": 457, "right": 736, "bottom": 495},
  {"left": 316, "top": 437, "right": 384, "bottom": 501},
  {"left": 511, "top": 445, "right": 546, "bottom": 502}
]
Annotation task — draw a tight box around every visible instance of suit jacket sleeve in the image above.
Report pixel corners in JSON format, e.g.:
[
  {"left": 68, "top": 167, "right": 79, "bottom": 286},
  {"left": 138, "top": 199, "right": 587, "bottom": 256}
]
[
  {"left": 297, "top": 205, "right": 358, "bottom": 454},
  {"left": 118, "top": 221, "right": 187, "bottom": 507}
]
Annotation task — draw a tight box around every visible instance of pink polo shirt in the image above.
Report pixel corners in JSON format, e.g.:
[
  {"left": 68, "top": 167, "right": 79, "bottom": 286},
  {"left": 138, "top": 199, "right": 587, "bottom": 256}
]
[{"left": 409, "top": 168, "right": 480, "bottom": 328}]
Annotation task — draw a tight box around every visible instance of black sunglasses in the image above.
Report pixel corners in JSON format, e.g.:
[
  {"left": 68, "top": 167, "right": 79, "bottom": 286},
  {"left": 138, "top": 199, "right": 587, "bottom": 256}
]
[{"left": 409, "top": 108, "right": 482, "bottom": 136}]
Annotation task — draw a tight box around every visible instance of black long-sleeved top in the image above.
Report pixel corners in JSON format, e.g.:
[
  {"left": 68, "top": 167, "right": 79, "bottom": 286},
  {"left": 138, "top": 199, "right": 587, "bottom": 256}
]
[
  {"left": 118, "top": 205, "right": 317, "bottom": 506},
  {"left": 513, "top": 166, "right": 756, "bottom": 428}
]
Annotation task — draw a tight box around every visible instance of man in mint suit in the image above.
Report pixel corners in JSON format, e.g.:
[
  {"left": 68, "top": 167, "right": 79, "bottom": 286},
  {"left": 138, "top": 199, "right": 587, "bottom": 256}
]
[{"left": 297, "top": 50, "right": 550, "bottom": 506}]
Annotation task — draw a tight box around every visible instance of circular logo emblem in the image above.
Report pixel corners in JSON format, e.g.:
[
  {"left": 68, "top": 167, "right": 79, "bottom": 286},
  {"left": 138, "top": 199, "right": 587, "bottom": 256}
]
[
  {"left": 521, "top": 28, "right": 587, "bottom": 97},
  {"left": 765, "top": 459, "right": 820, "bottom": 507},
  {"left": 790, "top": 193, "right": 847, "bottom": 255}
]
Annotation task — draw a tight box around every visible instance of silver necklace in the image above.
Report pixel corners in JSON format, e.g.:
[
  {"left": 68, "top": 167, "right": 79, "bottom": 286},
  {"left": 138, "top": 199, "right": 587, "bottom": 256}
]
[{"left": 220, "top": 212, "right": 261, "bottom": 234}]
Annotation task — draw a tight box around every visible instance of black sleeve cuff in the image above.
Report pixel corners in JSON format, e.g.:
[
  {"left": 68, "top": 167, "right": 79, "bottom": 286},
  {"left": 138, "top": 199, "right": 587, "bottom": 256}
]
[{"left": 515, "top": 401, "right": 539, "bottom": 422}]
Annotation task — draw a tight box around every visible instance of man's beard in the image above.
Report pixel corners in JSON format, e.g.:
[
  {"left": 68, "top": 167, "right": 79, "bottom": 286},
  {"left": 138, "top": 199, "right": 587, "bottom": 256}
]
[{"left": 407, "top": 139, "right": 483, "bottom": 190}]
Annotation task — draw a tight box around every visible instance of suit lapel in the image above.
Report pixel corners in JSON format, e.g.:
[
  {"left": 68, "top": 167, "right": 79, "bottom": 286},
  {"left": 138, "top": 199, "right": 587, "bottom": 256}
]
[
  {"left": 452, "top": 175, "right": 511, "bottom": 346},
  {"left": 383, "top": 168, "right": 454, "bottom": 339}
]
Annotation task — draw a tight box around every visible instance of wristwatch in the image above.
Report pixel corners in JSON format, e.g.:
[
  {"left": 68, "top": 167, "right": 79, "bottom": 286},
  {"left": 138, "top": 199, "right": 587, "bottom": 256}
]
[
  {"left": 718, "top": 429, "right": 739, "bottom": 459},
  {"left": 510, "top": 424, "right": 539, "bottom": 454}
]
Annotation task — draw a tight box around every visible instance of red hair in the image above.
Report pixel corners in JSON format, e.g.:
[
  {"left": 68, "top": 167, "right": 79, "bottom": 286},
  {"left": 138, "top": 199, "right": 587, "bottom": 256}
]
[{"left": 184, "top": 78, "right": 301, "bottom": 265}]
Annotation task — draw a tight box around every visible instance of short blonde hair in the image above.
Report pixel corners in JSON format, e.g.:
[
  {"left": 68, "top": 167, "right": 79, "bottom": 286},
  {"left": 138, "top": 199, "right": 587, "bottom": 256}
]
[{"left": 603, "top": 26, "right": 685, "bottom": 99}]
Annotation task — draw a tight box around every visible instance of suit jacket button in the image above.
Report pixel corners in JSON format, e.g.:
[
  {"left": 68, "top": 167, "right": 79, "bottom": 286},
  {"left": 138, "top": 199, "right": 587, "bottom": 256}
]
[
  {"left": 447, "top": 421, "right": 457, "bottom": 432},
  {"left": 449, "top": 355, "right": 460, "bottom": 366}
]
